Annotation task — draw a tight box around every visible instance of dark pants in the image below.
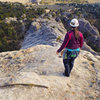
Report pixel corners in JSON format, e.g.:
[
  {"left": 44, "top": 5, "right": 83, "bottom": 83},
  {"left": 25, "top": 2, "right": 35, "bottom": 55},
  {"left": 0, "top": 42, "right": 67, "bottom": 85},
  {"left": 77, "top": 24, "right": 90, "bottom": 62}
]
[{"left": 63, "top": 50, "right": 79, "bottom": 77}]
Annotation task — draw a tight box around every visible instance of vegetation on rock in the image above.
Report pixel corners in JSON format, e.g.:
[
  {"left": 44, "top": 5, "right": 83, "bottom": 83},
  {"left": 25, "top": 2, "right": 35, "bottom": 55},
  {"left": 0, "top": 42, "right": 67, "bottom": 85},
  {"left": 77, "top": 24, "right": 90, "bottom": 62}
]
[{"left": 0, "top": 2, "right": 45, "bottom": 52}]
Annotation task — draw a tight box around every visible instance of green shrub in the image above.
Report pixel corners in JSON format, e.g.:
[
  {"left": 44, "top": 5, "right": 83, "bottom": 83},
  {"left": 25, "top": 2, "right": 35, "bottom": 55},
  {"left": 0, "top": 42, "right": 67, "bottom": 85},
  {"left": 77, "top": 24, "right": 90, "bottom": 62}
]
[
  {"left": 56, "top": 36, "right": 62, "bottom": 42},
  {"left": 0, "top": 2, "right": 45, "bottom": 52}
]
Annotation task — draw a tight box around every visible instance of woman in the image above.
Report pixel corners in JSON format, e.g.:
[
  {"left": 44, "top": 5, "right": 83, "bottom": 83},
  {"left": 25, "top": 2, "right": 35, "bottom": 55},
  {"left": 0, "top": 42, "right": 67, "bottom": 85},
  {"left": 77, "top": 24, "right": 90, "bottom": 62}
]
[{"left": 56, "top": 18, "right": 84, "bottom": 77}]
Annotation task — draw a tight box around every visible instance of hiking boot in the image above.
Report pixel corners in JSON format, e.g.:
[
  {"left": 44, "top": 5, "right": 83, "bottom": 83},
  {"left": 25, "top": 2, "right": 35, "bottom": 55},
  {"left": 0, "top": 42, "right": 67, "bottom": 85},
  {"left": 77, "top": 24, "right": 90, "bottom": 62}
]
[{"left": 63, "top": 72, "right": 70, "bottom": 77}]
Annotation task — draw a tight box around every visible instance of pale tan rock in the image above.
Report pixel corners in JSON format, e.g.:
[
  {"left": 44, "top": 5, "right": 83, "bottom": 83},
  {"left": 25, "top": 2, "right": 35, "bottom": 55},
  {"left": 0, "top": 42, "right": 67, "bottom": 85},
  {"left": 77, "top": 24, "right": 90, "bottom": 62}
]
[
  {"left": 0, "top": 45, "right": 99, "bottom": 100},
  {"left": 0, "top": 72, "right": 49, "bottom": 88},
  {"left": 45, "top": 9, "right": 50, "bottom": 13},
  {"left": 80, "top": 50, "right": 98, "bottom": 62}
]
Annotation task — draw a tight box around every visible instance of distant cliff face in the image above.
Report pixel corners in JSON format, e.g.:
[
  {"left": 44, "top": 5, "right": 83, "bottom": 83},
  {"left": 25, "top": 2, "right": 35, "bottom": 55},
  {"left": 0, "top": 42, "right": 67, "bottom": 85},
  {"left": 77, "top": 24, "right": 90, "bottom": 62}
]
[
  {"left": 0, "top": 0, "right": 42, "bottom": 4},
  {"left": 88, "top": 0, "right": 100, "bottom": 3},
  {"left": 0, "top": 0, "right": 100, "bottom": 4},
  {"left": 0, "top": 0, "right": 30, "bottom": 3}
]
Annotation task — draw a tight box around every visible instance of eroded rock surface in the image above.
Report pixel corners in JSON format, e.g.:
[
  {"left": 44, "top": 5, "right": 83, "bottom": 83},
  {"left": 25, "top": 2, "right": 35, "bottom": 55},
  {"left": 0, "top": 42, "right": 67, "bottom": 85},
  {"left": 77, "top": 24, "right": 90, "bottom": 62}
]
[
  {"left": 0, "top": 16, "right": 100, "bottom": 100},
  {"left": 21, "top": 18, "right": 66, "bottom": 49},
  {"left": 0, "top": 45, "right": 100, "bottom": 100}
]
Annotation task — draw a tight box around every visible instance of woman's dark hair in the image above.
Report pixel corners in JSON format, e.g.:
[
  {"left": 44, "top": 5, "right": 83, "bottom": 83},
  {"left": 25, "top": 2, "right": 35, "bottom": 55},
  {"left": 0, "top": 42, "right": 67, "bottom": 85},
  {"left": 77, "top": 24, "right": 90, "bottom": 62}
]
[{"left": 72, "top": 27, "right": 80, "bottom": 39}]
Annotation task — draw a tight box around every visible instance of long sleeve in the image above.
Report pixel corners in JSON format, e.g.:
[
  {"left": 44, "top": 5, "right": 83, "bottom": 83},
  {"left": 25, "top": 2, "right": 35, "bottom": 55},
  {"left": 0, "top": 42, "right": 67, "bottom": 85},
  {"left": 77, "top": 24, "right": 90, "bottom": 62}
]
[
  {"left": 57, "top": 33, "right": 69, "bottom": 53},
  {"left": 80, "top": 33, "right": 84, "bottom": 48}
]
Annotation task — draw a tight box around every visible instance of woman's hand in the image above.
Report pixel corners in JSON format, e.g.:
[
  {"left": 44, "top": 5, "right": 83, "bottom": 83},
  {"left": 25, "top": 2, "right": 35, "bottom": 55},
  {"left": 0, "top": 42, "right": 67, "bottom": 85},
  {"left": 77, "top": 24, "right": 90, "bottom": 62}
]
[
  {"left": 56, "top": 51, "right": 59, "bottom": 55},
  {"left": 56, "top": 51, "right": 62, "bottom": 58}
]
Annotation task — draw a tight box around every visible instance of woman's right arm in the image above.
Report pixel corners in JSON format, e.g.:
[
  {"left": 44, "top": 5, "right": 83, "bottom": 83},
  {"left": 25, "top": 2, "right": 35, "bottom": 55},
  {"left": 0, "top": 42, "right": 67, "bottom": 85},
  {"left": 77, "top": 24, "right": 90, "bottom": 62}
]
[{"left": 57, "top": 33, "right": 69, "bottom": 53}]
